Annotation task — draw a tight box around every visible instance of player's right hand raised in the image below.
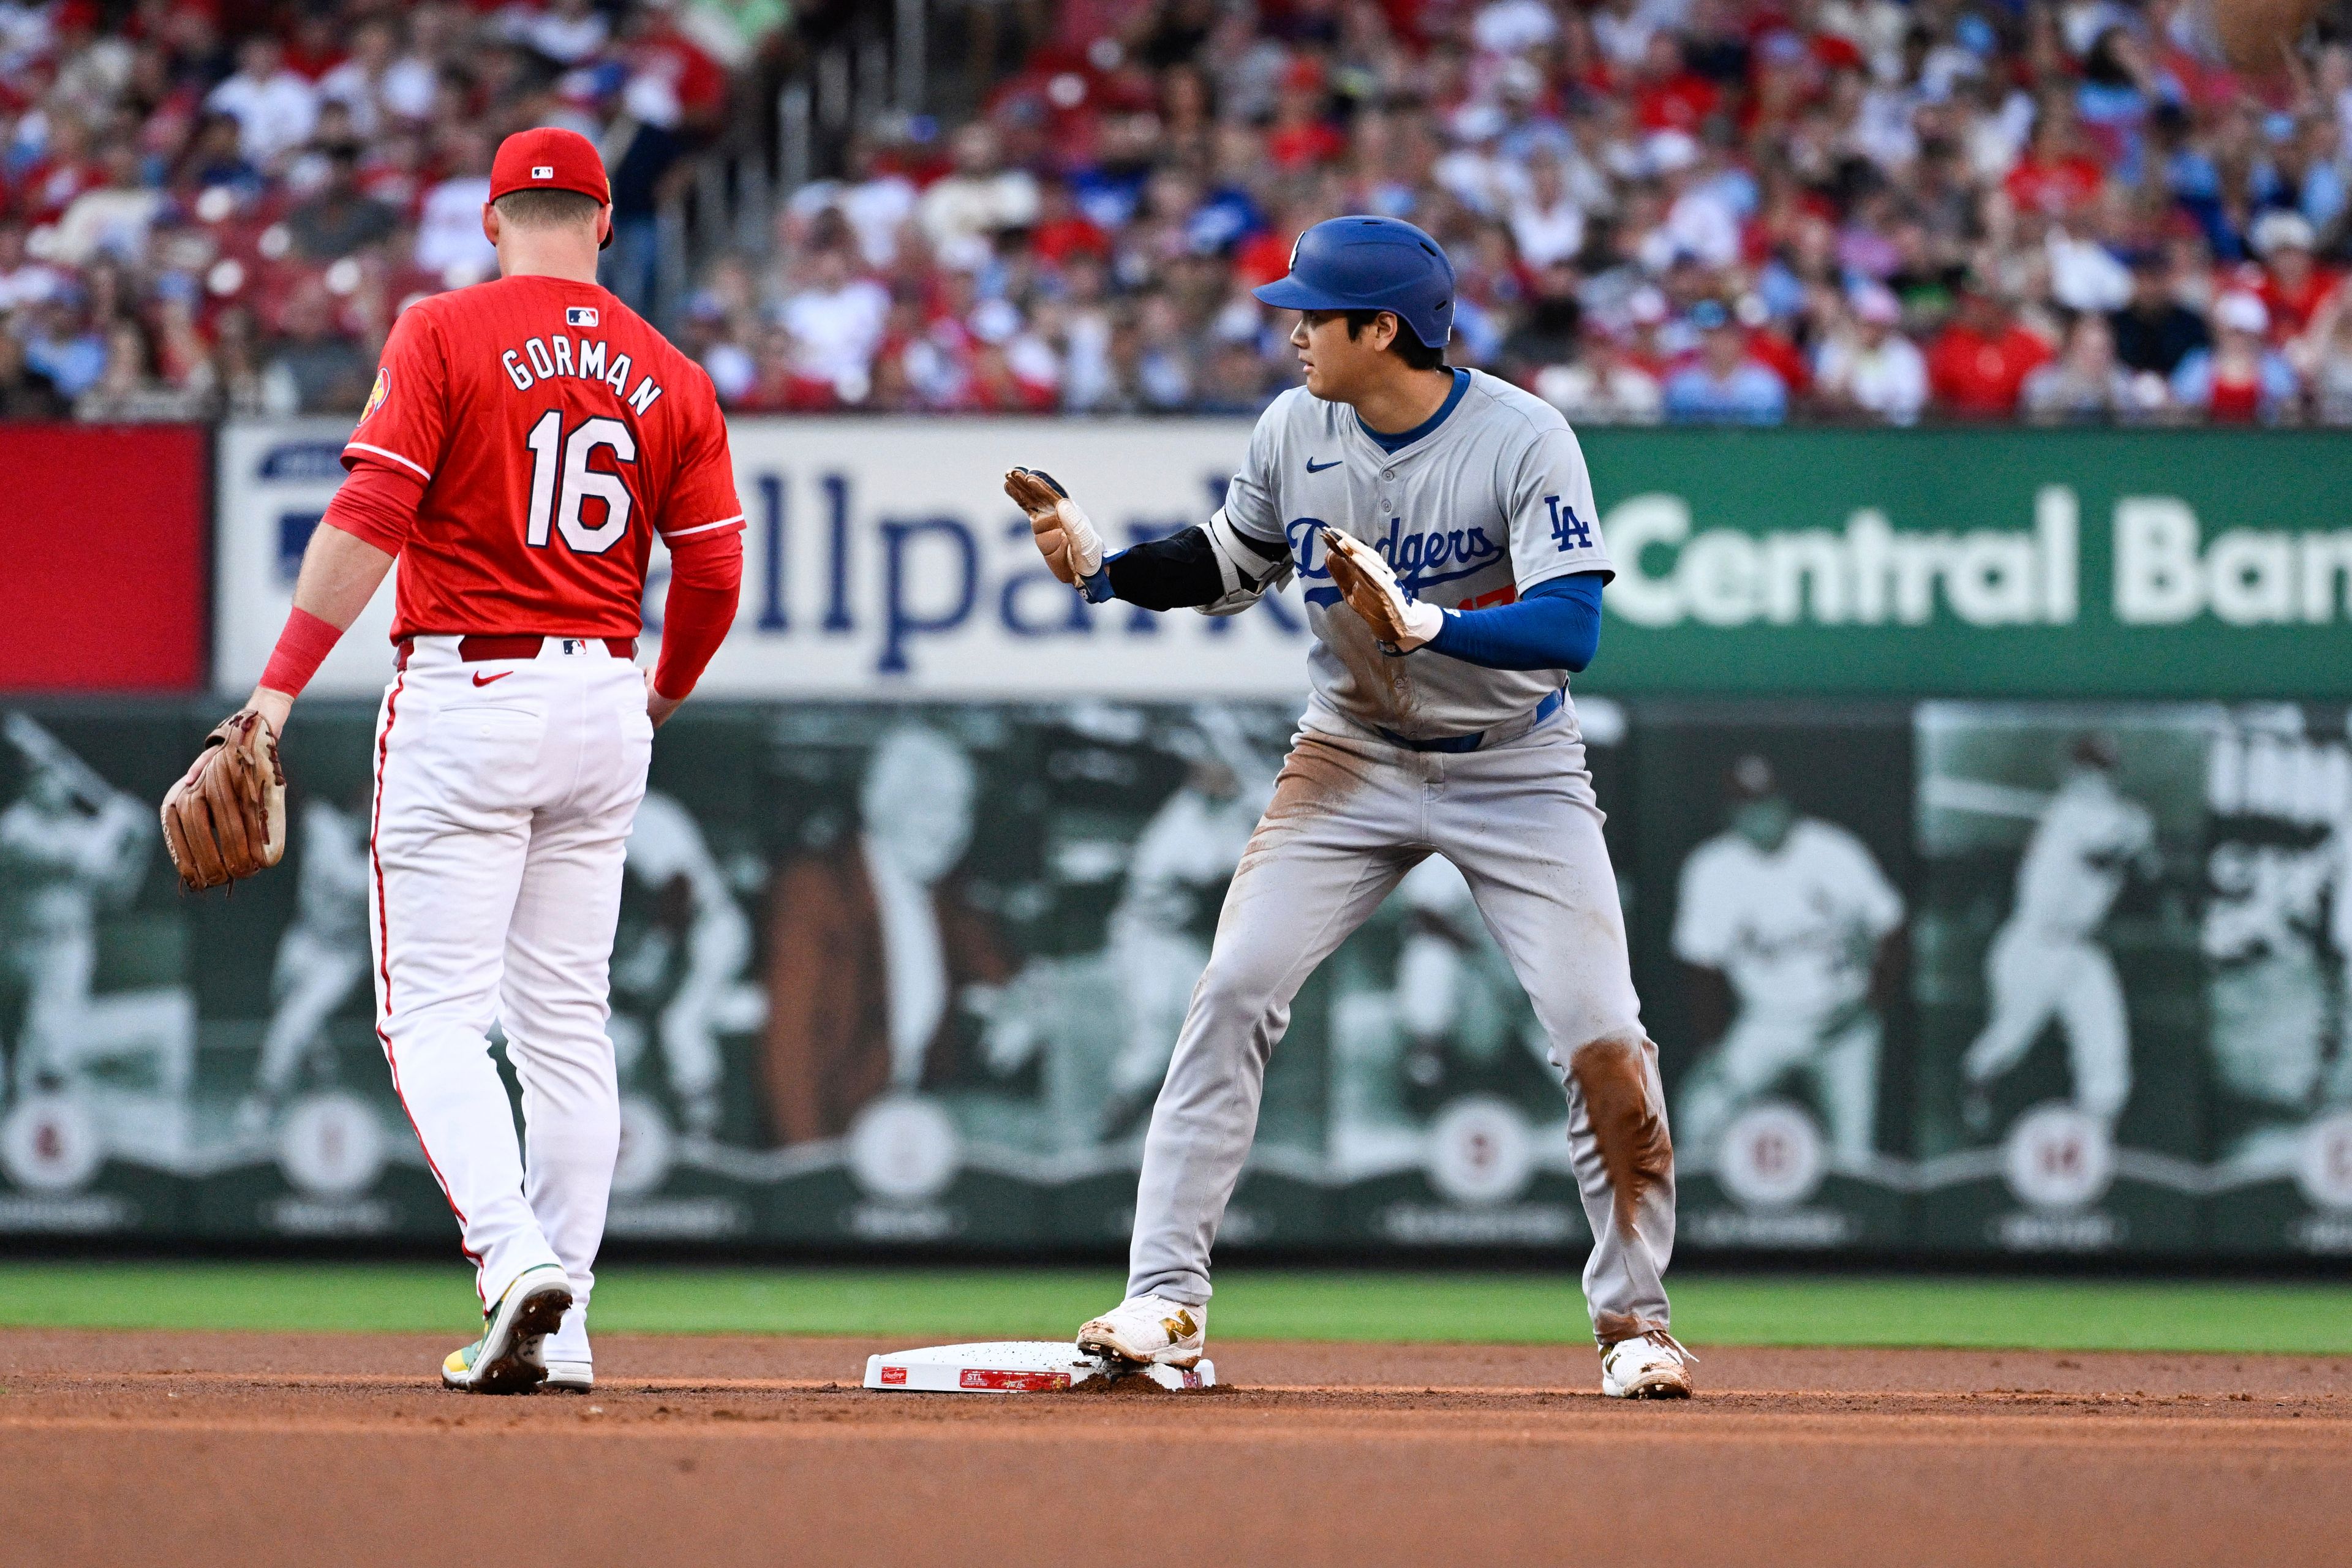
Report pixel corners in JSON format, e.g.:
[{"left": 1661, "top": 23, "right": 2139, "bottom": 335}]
[{"left": 1005, "top": 467, "right": 1104, "bottom": 587}]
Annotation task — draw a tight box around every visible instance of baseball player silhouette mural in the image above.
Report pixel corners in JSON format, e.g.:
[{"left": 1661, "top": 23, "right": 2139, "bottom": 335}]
[
  {"left": 0, "top": 715, "right": 158, "bottom": 1107},
  {"left": 1673, "top": 756, "right": 1906, "bottom": 1169},
  {"left": 158, "top": 129, "right": 743, "bottom": 1395},
  {"left": 617, "top": 790, "right": 754, "bottom": 1141},
  {"left": 239, "top": 793, "right": 371, "bottom": 1133},
  {"left": 763, "top": 726, "right": 1014, "bottom": 1147},
  {"left": 1005, "top": 216, "right": 1690, "bottom": 1398},
  {"left": 1961, "top": 736, "right": 2157, "bottom": 1136}
]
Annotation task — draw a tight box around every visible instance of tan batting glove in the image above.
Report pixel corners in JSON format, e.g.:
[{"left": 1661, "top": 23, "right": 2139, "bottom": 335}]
[
  {"left": 1005, "top": 467, "right": 1109, "bottom": 598},
  {"left": 1321, "top": 527, "right": 1444, "bottom": 652}
]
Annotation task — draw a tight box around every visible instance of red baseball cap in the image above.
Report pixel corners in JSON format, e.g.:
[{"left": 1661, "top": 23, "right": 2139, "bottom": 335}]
[{"left": 489, "top": 127, "right": 613, "bottom": 247}]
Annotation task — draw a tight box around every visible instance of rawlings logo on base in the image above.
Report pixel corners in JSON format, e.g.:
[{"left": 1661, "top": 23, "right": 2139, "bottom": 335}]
[{"left": 960, "top": 1368, "right": 1071, "bottom": 1392}]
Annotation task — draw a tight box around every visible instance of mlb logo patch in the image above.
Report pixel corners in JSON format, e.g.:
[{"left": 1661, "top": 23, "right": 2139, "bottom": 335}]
[
  {"left": 567, "top": 306, "right": 598, "bottom": 328},
  {"left": 532, "top": 165, "right": 554, "bottom": 179}
]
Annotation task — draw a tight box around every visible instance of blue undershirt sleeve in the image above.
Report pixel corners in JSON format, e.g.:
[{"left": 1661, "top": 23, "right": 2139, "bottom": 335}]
[{"left": 1422, "top": 571, "right": 1605, "bottom": 672}]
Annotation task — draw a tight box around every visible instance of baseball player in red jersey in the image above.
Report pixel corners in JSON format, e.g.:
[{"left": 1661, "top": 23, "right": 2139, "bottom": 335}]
[{"left": 239, "top": 128, "right": 744, "bottom": 1394}]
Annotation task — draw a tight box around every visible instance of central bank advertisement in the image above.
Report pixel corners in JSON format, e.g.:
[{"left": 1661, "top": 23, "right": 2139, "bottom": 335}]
[{"left": 216, "top": 422, "right": 2352, "bottom": 702}]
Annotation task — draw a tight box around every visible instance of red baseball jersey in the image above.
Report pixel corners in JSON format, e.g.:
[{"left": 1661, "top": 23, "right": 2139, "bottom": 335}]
[{"left": 342, "top": 274, "right": 742, "bottom": 640}]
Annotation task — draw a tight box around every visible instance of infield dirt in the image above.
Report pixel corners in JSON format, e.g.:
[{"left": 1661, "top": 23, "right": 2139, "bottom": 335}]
[{"left": 4, "top": 1329, "right": 2346, "bottom": 1566}]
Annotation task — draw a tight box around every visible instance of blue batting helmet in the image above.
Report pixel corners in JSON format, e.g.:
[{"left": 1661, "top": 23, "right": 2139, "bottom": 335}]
[{"left": 1251, "top": 216, "right": 1456, "bottom": 348}]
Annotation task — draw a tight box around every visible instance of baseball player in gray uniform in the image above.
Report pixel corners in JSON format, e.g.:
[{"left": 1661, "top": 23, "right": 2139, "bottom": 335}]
[{"left": 1005, "top": 216, "right": 1687, "bottom": 1398}]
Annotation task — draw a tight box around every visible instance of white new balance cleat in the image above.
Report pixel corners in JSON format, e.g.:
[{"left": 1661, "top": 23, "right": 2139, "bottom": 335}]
[
  {"left": 440, "top": 1264, "right": 573, "bottom": 1394},
  {"left": 1077, "top": 1295, "right": 1208, "bottom": 1368},
  {"left": 1600, "top": 1329, "right": 1696, "bottom": 1400}
]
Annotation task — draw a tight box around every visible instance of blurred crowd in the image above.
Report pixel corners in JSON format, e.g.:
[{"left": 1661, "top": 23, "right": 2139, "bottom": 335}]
[
  {"left": 703, "top": 0, "right": 2352, "bottom": 424},
  {"left": 0, "top": 0, "right": 776, "bottom": 421},
  {"left": 13, "top": 1, "right": 2352, "bottom": 427}
]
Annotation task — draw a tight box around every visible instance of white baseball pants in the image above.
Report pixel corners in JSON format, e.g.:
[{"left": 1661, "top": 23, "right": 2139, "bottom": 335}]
[{"left": 368, "top": 635, "right": 650, "bottom": 1311}]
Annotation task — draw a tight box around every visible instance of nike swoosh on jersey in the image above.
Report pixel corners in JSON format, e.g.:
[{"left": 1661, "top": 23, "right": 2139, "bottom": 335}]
[
  {"left": 472, "top": 671, "right": 513, "bottom": 687},
  {"left": 1305, "top": 457, "right": 1341, "bottom": 473}
]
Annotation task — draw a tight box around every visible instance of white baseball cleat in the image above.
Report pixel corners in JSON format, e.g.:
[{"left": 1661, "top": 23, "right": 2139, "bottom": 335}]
[
  {"left": 542, "top": 1357, "right": 593, "bottom": 1392},
  {"left": 440, "top": 1264, "right": 573, "bottom": 1394},
  {"left": 1600, "top": 1329, "right": 1696, "bottom": 1400},
  {"left": 541, "top": 1302, "right": 593, "bottom": 1392},
  {"left": 1077, "top": 1295, "right": 1208, "bottom": 1368}
]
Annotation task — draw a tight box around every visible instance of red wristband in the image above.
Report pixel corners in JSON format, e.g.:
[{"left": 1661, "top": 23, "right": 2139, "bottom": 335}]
[{"left": 259, "top": 606, "right": 344, "bottom": 698}]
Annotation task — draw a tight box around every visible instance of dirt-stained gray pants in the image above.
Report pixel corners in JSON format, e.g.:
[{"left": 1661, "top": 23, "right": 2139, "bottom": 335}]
[{"left": 1125, "top": 704, "right": 1677, "bottom": 1344}]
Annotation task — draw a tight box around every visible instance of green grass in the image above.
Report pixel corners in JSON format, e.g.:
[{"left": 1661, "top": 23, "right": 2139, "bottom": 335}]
[{"left": 0, "top": 1263, "right": 2346, "bottom": 1354}]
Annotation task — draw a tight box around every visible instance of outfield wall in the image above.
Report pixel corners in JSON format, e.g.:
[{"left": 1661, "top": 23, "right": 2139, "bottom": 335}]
[
  {"left": 1, "top": 693, "right": 2345, "bottom": 1260},
  {"left": 2, "top": 421, "right": 2350, "bottom": 1259}
]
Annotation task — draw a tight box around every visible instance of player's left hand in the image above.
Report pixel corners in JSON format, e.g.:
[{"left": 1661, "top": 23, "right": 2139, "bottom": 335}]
[
  {"left": 1321, "top": 527, "right": 1443, "bottom": 652},
  {"left": 644, "top": 669, "right": 682, "bottom": 729},
  {"left": 160, "top": 709, "right": 288, "bottom": 891}
]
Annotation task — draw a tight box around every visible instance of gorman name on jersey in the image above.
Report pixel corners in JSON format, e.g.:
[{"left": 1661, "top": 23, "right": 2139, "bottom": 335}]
[{"left": 499, "top": 331, "right": 666, "bottom": 416}]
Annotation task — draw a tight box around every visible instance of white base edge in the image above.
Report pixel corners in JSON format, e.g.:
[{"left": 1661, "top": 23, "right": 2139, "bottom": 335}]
[{"left": 862, "top": 1340, "right": 1217, "bottom": 1393}]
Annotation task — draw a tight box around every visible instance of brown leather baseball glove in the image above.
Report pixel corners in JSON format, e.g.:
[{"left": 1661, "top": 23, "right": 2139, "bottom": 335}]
[
  {"left": 161, "top": 710, "right": 287, "bottom": 891},
  {"left": 1319, "top": 527, "right": 1443, "bottom": 651}
]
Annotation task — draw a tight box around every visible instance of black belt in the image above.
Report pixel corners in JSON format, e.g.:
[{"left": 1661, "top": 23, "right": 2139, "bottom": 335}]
[{"left": 1376, "top": 690, "right": 1562, "bottom": 753}]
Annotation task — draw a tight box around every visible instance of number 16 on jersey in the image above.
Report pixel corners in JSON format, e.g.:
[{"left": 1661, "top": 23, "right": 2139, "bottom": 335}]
[{"left": 523, "top": 410, "right": 637, "bottom": 556}]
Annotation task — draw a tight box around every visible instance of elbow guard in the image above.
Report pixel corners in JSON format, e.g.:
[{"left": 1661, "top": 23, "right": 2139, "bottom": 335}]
[{"left": 1194, "top": 508, "right": 1295, "bottom": 617}]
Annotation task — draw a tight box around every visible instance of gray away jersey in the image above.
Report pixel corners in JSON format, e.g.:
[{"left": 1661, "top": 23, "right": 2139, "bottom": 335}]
[{"left": 1223, "top": 368, "right": 1614, "bottom": 741}]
